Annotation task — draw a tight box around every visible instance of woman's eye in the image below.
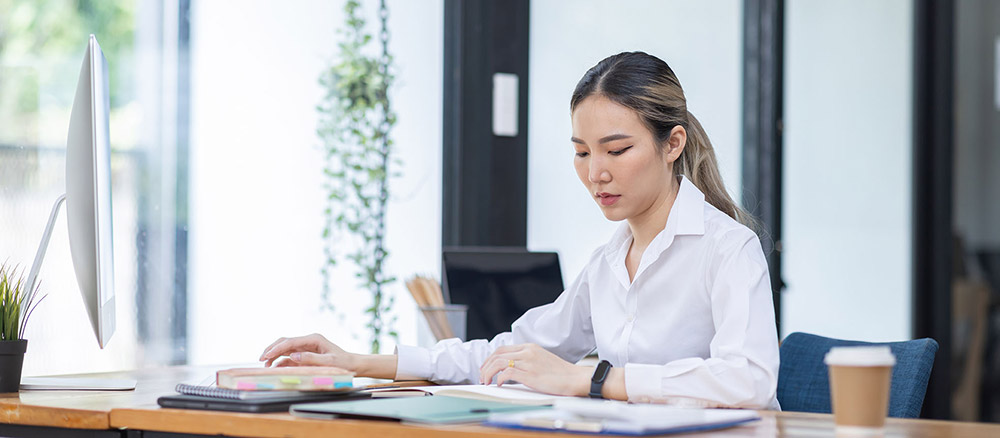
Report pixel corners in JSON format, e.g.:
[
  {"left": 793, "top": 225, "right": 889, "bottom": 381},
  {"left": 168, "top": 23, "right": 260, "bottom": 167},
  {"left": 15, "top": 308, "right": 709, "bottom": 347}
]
[
  {"left": 575, "top": 151, "right": 589, "bottom": 158},
  {"left": 609, "top": 145, "right": 633, "bottom": 156}
]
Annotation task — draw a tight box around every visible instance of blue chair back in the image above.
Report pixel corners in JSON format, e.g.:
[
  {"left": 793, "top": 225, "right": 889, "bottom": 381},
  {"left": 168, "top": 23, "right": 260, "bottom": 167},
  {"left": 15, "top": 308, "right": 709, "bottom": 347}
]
[{"left": 777, "top": 332, "right": 938, "bottom": 418}]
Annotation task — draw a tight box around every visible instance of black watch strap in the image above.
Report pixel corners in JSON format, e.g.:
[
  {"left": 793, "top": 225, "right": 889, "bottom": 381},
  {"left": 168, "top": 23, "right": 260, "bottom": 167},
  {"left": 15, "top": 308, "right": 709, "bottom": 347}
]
[{"left": 589, "top": 360, "right": 612, "bottom": 399}]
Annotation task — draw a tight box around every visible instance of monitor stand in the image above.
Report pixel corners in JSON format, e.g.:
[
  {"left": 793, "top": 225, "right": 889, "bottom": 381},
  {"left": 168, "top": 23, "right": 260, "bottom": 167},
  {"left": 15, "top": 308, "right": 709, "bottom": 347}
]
[
  {"left": 22, "top": 194, "right": 136, "bottom": 392},
  {"left": 24, "top": 194, "right": 66, "bottom": 296}
]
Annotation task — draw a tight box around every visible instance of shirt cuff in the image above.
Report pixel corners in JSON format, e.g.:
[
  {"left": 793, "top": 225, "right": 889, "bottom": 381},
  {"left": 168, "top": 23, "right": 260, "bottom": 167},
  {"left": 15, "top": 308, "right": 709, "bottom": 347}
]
[
  {"left": 624, "top": 363, "right": 662, "bottom": 403},
  {"left": 394, "top": 345, "right": 432, "bottom": 381}
]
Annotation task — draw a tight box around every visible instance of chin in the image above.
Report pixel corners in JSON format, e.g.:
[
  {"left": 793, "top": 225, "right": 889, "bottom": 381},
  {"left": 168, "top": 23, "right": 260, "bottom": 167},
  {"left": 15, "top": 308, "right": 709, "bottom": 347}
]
[{"left": 598, "top": 206, "right": 628, "bottom": 222}]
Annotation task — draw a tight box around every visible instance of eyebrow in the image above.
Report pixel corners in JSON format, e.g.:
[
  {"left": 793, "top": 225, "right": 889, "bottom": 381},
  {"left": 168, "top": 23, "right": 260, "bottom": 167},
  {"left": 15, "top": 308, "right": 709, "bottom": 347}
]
[{"left": 570, "top": 133, "right": 633, "bottom": 145}]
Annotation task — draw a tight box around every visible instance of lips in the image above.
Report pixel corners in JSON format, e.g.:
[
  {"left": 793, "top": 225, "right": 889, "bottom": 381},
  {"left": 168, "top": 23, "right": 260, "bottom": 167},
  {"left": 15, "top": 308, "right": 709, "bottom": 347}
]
[{"left": 596, "top": 192, "right": 620, "bottom": 206}]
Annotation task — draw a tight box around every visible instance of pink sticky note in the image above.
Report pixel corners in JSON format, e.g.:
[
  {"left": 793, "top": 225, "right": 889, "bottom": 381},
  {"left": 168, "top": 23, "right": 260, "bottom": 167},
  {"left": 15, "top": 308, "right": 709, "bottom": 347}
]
[
  {"left": 236, "top": 381, "right": 256, "bottom": 390},
  {"left": 313, "top": 377, "right": 334, "bottom": 386}
]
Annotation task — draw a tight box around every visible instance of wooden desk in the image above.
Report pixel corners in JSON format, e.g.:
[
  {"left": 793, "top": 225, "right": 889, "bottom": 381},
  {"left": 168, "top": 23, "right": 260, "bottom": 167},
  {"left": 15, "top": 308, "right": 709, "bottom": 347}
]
[
  {"left": 0, "top": 365, "right": 209, "bottom": 432},
  {"left": 0, "top": 366, "right": 997, "bottom": 438}
]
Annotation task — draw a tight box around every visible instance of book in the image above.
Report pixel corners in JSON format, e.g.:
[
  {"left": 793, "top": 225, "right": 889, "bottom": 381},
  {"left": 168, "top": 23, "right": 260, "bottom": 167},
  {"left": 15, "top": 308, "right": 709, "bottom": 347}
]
[
  {"left": 216, "top": 366, "right": 354, "bottom": 391},
  {"left": 366, "top": 383, "right": 575, "bottom": 406},
  {"left": 485, "top": 399, "right": 760, "bottom": 435}
]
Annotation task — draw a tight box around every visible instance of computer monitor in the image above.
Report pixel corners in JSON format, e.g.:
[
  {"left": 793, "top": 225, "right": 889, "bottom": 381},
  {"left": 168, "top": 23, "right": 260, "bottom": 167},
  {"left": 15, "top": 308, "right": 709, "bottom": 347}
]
[
  {"left": 24, "top": 34, "right": 116, "bottom": 349},
  {"left": 442, "top": 248, "right": 564, "bottom": 341}
]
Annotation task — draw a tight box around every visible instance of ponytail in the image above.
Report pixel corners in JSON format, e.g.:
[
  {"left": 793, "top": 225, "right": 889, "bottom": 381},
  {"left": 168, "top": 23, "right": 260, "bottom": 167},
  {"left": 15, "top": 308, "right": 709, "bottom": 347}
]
[{"left": 677, "top": 111, "right": 759, "bottom": 231}]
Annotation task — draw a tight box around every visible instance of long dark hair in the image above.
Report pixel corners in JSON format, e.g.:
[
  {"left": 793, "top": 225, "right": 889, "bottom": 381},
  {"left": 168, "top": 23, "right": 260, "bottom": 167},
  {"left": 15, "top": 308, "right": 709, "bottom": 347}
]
[{"left": 571, "top": 51, "right": 756, "bottom": 229}]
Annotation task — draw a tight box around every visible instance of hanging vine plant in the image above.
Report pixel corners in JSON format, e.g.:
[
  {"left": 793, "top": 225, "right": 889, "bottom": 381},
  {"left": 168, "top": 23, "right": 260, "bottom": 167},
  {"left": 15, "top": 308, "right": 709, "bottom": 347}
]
[{"left": 318, "top": 0, "right": 398, "bottom": 354}]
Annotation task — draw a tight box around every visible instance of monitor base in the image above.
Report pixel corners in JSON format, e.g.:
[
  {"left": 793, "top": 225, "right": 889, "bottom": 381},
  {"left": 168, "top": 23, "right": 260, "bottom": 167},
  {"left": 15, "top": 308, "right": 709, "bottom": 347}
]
[{"left": 20, "top": 377, "right": 136, "bottom": 391}]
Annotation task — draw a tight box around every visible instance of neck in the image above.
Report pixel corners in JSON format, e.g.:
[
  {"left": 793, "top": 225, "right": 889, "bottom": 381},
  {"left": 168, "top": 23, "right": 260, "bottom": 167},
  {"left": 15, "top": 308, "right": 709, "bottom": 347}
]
[{"left": 626, "top": 176, "right": 680, "bottom": 249}]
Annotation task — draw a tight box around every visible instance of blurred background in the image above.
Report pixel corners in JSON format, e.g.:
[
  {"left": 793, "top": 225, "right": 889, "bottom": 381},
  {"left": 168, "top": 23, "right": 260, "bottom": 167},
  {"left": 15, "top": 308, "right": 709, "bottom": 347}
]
[{"left": 0, "top": 0, "right": 997, "bottom": 422}]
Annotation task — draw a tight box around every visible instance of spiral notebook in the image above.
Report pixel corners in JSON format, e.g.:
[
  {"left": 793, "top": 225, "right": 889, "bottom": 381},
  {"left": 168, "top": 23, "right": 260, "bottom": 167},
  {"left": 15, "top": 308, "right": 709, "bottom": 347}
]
[
  {"left": 175, "top": 383, "right": 312, "bottom": 400},
  {"left": 160, "top": 389, "right": 372, "bottom": 413}
]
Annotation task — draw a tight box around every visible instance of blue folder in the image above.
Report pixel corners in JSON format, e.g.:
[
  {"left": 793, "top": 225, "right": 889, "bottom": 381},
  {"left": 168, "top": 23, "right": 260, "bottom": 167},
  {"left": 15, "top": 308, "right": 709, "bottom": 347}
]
[{"left": 483, "top": 402, "right": 760, "bottom": 436}]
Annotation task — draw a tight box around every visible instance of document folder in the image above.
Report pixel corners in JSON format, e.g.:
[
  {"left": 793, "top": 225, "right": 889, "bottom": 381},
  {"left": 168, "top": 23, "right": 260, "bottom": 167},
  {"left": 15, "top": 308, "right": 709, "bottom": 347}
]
[{"left": 291, "top": 395, "right": 548, "bottom": 424}]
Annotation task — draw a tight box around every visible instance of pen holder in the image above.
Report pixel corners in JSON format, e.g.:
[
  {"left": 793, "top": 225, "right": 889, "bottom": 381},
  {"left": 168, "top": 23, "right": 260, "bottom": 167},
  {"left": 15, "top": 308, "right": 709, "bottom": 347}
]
[{"left": 419, "top": 304, "right": 467, "bottom": 341}]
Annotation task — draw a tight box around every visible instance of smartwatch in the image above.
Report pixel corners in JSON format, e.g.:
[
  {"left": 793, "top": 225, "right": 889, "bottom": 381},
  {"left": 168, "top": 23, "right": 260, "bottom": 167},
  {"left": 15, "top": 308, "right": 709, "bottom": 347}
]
[{"left": 589, "top": 360, "right": 612, "bottom": 399}]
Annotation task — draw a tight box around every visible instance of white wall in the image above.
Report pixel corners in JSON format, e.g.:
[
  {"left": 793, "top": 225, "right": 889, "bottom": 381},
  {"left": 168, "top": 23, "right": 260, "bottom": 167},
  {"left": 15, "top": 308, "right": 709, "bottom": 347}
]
[
  {"left": 527, "top": 0, "right": 743, "bottom": 282},
  {"left": 188, "top": 0, "right": 442, "bottom": 364},
  {"left": 781, "top": 0, "right": 913, "bottom": 341}
]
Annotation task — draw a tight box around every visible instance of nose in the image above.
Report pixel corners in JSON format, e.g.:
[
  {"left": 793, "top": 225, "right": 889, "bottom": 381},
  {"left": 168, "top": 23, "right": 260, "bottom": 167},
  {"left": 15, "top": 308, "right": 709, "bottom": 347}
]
[{"left": 588, "top": 155, "right": 611, "bottom": 184}]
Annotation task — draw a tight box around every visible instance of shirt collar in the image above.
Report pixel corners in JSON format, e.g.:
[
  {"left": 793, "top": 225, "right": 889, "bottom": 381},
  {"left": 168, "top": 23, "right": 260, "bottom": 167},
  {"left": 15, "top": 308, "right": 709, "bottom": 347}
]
[
  {"left": 673, "top": 175, "right": 706, "bottom": 237},
  {"left": 604, "top": 175, "right": 707, "bottom": 270}
]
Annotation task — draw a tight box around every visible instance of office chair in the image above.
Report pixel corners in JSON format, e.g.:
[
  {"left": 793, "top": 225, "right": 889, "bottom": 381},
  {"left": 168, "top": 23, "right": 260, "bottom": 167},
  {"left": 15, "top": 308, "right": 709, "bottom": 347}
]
[{"left": 777, "top": 332, "right": 938, "bottom": 418}]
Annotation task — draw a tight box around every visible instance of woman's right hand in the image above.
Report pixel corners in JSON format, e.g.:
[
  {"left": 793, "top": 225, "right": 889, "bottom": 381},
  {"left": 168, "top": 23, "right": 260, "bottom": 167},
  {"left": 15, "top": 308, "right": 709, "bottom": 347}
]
[{"left": 258, "top": 333, "right": 356, "bottom": 370}]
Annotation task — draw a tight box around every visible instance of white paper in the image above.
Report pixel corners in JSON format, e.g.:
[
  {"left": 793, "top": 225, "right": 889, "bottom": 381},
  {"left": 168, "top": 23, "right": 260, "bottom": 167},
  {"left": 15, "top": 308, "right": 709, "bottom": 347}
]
[{"left": 368, "top": 383, "right": 573, "bottom": 405}]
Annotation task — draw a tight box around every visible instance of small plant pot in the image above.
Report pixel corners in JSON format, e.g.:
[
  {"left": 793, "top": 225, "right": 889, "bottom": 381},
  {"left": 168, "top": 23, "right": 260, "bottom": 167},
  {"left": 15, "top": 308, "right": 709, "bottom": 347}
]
[{"left": 0, "top": 340, "right": 27, "bottom": 393}]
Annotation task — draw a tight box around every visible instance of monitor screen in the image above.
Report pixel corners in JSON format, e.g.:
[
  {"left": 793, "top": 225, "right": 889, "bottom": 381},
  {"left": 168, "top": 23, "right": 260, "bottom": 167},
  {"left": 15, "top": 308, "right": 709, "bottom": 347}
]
[
  {"left": 442, "top": 248, "right": 564, "bottom": 341},
  {"left": 66, "top": 34, "right": 116, "bottom": 348}
]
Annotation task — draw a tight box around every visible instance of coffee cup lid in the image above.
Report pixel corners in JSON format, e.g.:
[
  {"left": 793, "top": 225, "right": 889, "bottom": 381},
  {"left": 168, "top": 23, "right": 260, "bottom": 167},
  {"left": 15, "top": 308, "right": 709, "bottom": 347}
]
[{"left": 823, "top": 346, "right": 896, "bottom": 367}]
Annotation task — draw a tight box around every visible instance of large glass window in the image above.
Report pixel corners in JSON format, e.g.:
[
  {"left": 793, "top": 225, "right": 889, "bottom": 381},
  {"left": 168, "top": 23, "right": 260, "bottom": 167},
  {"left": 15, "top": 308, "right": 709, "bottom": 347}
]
[
  {"left": 2, "top": 0, "right": 443, "bottom": 374},
  {"left": 0, "top": 0, "right": 186, "bottom": 374},
  {"left": 186, "top": 0, "right": 444, "bottom": 362}
]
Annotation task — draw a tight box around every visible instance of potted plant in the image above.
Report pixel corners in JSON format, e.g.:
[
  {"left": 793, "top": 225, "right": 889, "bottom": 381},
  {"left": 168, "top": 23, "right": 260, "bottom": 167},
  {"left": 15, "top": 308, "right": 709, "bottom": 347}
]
[
  {"left": 0, "top": 263, "right": 46, "bottom": 392},
  {"left": 317, "top": 0, "right": 399, "bottom": 354}
]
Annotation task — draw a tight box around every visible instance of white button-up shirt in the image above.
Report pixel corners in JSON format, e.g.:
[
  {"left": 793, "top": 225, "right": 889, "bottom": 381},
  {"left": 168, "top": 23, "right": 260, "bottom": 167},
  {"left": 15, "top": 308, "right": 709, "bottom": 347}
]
[{"left": 396, "top": 176, "right": 780, "bottom": 410}]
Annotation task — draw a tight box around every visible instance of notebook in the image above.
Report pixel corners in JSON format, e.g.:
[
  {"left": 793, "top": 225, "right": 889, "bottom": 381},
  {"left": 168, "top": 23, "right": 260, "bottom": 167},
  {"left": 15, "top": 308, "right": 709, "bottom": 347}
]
[
  {"left": 485, "top": 399, "right": 760, "bottom": 436},
  {"left": 158, "top": 391, "right": 371, "bottom": 413},
  {"left": 175, "top": 383, "right": 315, "bottom": 400},
  {"left": 291, "top": 395, "right": 549, "bottom": 424}
]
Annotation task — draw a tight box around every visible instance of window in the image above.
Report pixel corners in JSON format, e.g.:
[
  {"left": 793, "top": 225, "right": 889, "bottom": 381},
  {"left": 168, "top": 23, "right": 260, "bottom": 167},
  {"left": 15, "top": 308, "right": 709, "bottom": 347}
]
[{"left": 0, "top": 0, "right": 189, "bottom": 374}]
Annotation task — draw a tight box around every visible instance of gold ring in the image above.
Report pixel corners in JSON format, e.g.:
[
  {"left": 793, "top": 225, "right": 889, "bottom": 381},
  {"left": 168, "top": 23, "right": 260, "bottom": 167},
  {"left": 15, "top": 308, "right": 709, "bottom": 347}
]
[{"left": 508, "top": 359, "right": 515, "bottom": 368}]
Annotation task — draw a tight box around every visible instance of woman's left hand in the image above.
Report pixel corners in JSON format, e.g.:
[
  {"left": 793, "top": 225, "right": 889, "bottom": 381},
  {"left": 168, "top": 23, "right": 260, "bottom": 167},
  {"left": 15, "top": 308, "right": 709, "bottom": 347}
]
[{"left": 479, "top": 343, "right": 592, "bottom": 396}]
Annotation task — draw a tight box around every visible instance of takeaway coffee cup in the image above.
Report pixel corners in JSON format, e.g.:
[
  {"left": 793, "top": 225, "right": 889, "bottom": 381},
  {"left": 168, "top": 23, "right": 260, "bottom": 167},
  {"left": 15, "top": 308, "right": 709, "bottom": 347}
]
[{"left": 824, "top": 346, "right": 896, "bottom": 432}]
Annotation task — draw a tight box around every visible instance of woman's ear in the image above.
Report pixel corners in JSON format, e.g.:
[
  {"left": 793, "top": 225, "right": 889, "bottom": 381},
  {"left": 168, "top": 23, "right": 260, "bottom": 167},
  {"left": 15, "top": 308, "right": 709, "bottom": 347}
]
[{"left": 663, "top": 125, "right": 687, "bottom": 163}]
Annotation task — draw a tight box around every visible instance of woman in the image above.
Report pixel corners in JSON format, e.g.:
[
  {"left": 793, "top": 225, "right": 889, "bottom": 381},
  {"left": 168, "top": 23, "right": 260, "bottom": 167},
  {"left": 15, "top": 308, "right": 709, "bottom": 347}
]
[{"left": 260, "top": 51, "right": 780, "bottom": 409}]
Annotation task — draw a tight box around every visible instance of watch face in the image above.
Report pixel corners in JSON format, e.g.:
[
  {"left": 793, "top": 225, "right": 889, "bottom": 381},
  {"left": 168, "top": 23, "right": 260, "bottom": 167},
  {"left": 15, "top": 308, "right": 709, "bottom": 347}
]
[
  {"left": 593, "top": 360, "right": 612, "bottom": 382},
  {"left": 590, "top": 360, "right": 612, "bottom": 399}
]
